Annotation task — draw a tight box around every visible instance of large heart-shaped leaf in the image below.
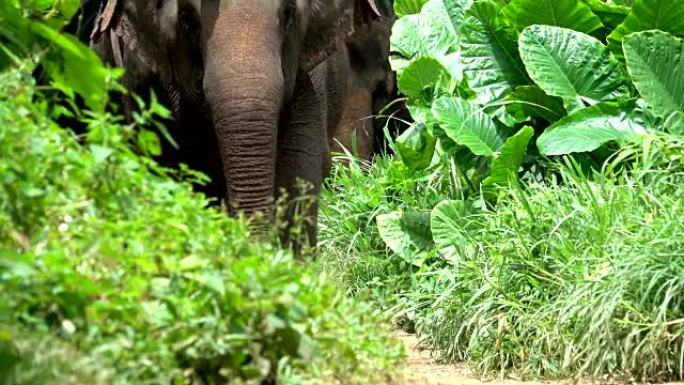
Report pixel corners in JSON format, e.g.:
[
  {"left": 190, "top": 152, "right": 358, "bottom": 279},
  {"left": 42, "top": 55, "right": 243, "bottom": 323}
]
[
  {"left": 390, "top": 0, "right": 470, "bottom": 78},
  {"left": 502, "top": 0, "right": 604, "bottom": 34},
  {"left": 460, "top": 1, "right": 529, "bottom": 108},
  {"left": 519, "top": 25, "right": 630, "bottom": 113},
  {"left": 377, "top": 211, "right": 433, "bottom": 266},
  {"left": 623, "top": 30, "right": 684, "bottom": 121},
  {"left": 505, "top": 85, "right": 566, "bottom": 123},
  {"left": 607, "top": 0, "right": 684, "bottom": 58},
  {"left": 397, "top": 56, "right": 451, "bottom": 100},
  {"left": 537, "top": 103, "right": 648, "bottom": 155},
  {"left": 483, "top": 126, "right": 533, "bottom": 186},
  {"left": 430, "top": 200, "right": 466, "bottom": 262},
  {"left": 432, "top": 96, "right": 503, "bottom": 156},
  {"left": 431, "top": 200, "right": 481, "bottom": 263}
]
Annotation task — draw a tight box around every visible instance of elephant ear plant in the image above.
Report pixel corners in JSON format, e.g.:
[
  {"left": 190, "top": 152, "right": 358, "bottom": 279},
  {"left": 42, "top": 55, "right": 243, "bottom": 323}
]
[{"left": 88, "top": 0, "right": 387, "bottom": 248}]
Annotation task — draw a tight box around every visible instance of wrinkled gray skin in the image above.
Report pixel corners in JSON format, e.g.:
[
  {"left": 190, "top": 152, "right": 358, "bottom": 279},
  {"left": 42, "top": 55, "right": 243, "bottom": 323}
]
[
  {"left": 90, "top": 0, "right": 383, "bottom": 247},
  {"left": 330, "top": 0, "right": 394, "bottom": 160}
]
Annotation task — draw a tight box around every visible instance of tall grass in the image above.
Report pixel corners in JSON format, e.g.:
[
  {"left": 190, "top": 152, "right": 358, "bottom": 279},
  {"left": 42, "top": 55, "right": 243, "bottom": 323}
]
[{"left": 319, "top": 137, "right": 684, "bottom": 381}]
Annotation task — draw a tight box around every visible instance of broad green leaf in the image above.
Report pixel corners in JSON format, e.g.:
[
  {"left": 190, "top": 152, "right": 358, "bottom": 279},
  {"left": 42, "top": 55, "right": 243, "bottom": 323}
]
[
  {"left": 430, "top": 200, "right": 482, "bottom": 263},
  {"left": 623, "top": 31, "right": 684, "bottom": 121},
  {"left": 583, "top": 0, "right": 630, "bottom": 30},
  {"left": 389, "top": 2, "right": 455, "bottom": 73},
  {"left": 502, "top": 0, "right": 604, "bottom": 34},
  {"left": 505, "top": 85, "right": 566, "bottom": 123},
  {"left": 31, "top": 22, "right": 109, "bottom": 110},
  {"left": 430, "top": 200, "right": 466, "bottom": 262},
  {"left": 519, "top": 25, "right": 630, "bottom": 113},
  {"left": 377, "top": 211, "right": 433, "bottom": 266},
  {"left": 460, "top": 1, "right": 529, "bottom": 108},
  {"left": 432, "top": 96, "right": 503, "bottom": 156},
  {"left": 607, "top": 0, "right": 684, "bottom": 57},
  {"left": 538, "top": 103, "right": 647, "bottom": 155},
  {"left": 483, "top": 126, "right": 533, "bottom": 186},
  {"left": 397, "top": 57, "right": 450, "bottom": 100},
  {"left": 390, "top": 0, "right": 470, "bottom": 79},
  {"left": 396, "top": 123, "right": 437, "bottom": 170},
  {"left": 394, "top": 0, "right": 429, "bottom": 16}
]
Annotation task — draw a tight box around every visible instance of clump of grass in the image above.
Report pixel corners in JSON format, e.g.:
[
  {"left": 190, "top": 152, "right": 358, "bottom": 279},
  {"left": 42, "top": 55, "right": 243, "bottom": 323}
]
[
  {"left": 318, "top": 155, "right": 455, "bottom": 314},
  {"left": 417, "top": 149, "right": 684, "bottom": 381},
  {"left": 320, "top": 137, "right": 684, "bottom": 382}
]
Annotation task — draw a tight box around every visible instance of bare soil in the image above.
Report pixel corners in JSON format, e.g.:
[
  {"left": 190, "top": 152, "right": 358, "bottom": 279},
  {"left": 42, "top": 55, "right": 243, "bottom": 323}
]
[{"left": 395, "top": 332, "right": 684, "bottom": 385}]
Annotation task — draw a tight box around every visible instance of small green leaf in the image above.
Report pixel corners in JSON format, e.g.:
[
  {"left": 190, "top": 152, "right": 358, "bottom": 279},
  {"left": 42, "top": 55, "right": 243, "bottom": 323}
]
[
  {"left": 396, "top": 123, "right": 437, "bottom": 170},
  {"left": 483, "top": 125, "right": 533, "bottom": 186},
  {"left": 538, "top": 103, "right": 648, "bottom": 155},
  {"left": 394, "top": 0, "right": 429, "bottom": 16},
  {"left": 430, "top": 200, "right": 480, "bottom": 263},
  {"left": 432, "top": 96, "right": 503, "bottom": 156},
  {"left": 583, "top": 0, "right": 630, "bottom": 31},
  {"left": 397, "top": 57, "right": 450, "bottom": 100},
  {"left": 377, "top": 211, "right": 432, "bottom": 266},
  {"left": 505, "top": 85, "right": 566, "bottom": 123}
]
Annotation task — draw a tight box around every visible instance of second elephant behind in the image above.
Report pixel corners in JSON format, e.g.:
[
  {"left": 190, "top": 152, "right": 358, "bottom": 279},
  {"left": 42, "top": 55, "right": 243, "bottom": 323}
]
[{"left": 329, "top": 0, "right": 396, "bottom": 161}]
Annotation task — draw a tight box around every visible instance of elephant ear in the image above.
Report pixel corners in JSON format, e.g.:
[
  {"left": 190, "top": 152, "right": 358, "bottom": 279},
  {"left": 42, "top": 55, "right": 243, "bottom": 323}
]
[{"left": 300, "top": 0, "right": 383, "bottom": 72}]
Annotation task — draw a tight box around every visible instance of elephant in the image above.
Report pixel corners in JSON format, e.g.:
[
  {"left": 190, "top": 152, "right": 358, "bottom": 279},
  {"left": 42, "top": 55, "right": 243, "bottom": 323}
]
[
  {"left": 87, "top": 0, "right": 388, "bottom": 247},
  {"left": 329, "top": 0, "right": 395, "bottom": 161}
]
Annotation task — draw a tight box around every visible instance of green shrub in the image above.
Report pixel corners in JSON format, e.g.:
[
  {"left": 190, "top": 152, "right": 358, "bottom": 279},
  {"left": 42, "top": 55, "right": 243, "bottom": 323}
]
[
  {"left": 0, "top": 68, "right": 403, "bottom": 384},
  {"left": 319, "top": 156, "right": 457, "bottom": 323},
  {"left": 389, "top": 0, "right": 684, "bottom": 192}
]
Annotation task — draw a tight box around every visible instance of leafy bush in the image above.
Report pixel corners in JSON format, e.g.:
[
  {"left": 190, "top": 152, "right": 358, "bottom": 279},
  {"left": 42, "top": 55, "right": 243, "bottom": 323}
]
[
  {"left": 390, "top": 0, "right": 684, "bottom": 191},
  {"left": 0, "top": 60, "right": 401, "bottom": 385},
  {"left": 0, "top": 0, "right": 113, "bottom": 110}
]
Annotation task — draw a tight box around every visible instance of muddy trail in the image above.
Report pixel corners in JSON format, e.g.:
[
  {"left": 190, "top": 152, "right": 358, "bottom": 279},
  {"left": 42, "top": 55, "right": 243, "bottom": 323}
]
[{"left": 396, "top": 333, "right": 684, "bottom": 385}]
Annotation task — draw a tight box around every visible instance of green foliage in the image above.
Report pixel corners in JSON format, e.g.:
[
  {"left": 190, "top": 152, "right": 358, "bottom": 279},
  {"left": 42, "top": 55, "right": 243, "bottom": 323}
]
[
  {"left": 432, "top": 96, "right": 503, "bottom": 156},
  {"left": 0, "top": 0, "right": 112, "bottom": 110},
  {"left": 322, "top": 0, "right": 684, "bottom": 383},
  {"left": 606, "top": 0, "right": 684, "bottom": 57},
  {"left": 376, "top": 211, "right": 433, "bottom": 267},
  {"left": 623, "top": 30, "right": 684, "bottom": 122},
  {"left": 389, "top": 0, "right": 684, "bottom": 192},
  {"left": 416, "top": 149, "right": 684, "bottom": 380},
  {"left": 460, "top": 0, "right": 528, "bottom": 108},
  {"left": 537, "top": 103, "right": 647, "bottom": 155},
  {"left": 502, "top": 0, "right": 604, "bottom": 34},
  {"left": 518, "top": 25, "right": 629, "bottom": 113},
  {"left": 322, "top": 137, "right": 684, "bottom": 381},
  {"left": 0, "top": 67, "right": 401, "bottom": 384},
  {"left": 483, "top": 125, "right": 533, "bottom": 186}
]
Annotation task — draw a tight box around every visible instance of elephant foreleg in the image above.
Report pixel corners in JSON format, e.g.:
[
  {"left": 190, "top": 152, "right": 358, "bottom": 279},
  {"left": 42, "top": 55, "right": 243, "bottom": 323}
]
[
  {"left": 331, "top": 86, "right": 374, "bottom": 160},
  {"left": 275, "top": 71, "right": 328, "bottom": 251}
]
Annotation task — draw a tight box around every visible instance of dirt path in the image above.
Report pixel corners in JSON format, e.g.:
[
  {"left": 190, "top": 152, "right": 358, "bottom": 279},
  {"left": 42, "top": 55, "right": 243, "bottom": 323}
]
[{"left": 396, "top": 332, "right": 683, "bottom": 385}]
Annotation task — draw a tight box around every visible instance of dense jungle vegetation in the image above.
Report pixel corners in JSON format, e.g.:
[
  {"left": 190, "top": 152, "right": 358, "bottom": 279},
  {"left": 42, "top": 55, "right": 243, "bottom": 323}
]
[{"left": 2, "top": 0, "right": 684, "bottom": 384}]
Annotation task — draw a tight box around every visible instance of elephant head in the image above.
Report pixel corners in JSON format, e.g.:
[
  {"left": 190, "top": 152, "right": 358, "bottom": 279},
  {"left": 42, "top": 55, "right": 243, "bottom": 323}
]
[{"left": 91, "top": 0, "right": 384, "bottom": 232}]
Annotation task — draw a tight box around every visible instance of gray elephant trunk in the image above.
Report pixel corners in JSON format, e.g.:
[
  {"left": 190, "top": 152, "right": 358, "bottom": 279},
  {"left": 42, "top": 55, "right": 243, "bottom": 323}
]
[{"left": 203, "top": 12, "right": 284, "bottom": 222}]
